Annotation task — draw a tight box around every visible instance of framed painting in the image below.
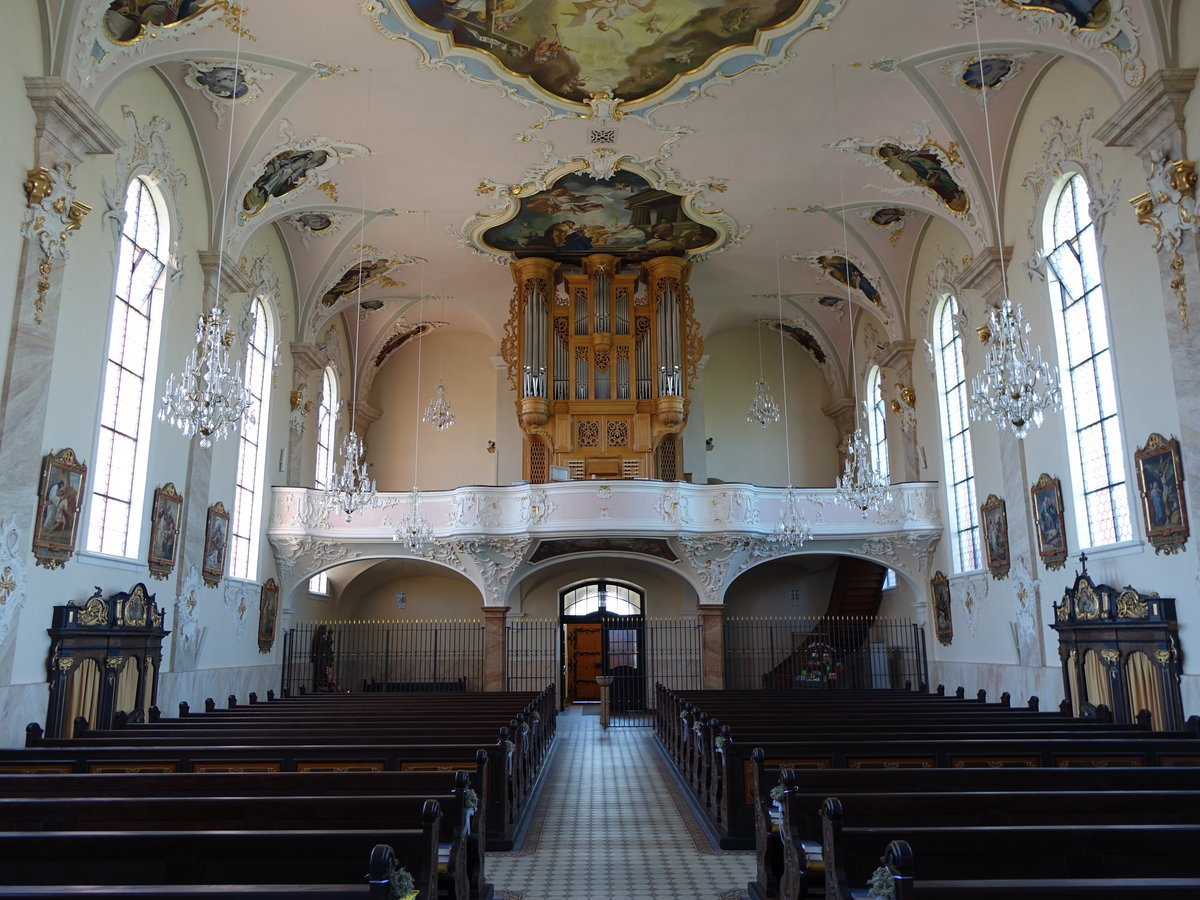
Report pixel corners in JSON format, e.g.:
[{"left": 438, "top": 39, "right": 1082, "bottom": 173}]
[
  {"left": 32, "top": 448, "right": 86, "bottom": 570},
  {"left": 1030, "top": 473, "right": 1067, "bottom": 571},
  {"left": 981, "top": 493, "right": 1011, "bottom": 579},
  {"left": 202, "top": 501, "right": 229, "bottom": 587},
  {"left": 258, "top": 578, "right": 279, "bottom": 653},
  {"left": 931, "top": 570, "right": 952, "bottom": 646},
  {"left": 1135, "top": 433, "right": 1189, "bottom": 555},
  {"left": 147, "top": 482, "right": 183, "bottom": 581}
]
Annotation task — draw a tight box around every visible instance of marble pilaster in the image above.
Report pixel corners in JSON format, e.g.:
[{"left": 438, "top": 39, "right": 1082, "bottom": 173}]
[
  {"left": 287, "top": 341, "right": 325, "bottom": 484},
  {"left": 821, "top": 397, "right": 857, "bottom": 472},
  {"left": 0, "top": 80, "right": 120, "bottom": 600},
  {"left": 696, "top": 604, "right": 725, "bottom": 689},
  {"left": 879, "top": 341, "right": 919, "bottom": 482},
  {"left": 481, "top": 606, "right": 510, "bottom": 692},
  {"left": 1098, "top": 71, "right": 1200, "bottom": 533}
]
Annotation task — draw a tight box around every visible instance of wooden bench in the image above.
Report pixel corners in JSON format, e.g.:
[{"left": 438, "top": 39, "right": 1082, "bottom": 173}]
[{"left": 821, "top": 798, "right": 1200, "bottom": 900}]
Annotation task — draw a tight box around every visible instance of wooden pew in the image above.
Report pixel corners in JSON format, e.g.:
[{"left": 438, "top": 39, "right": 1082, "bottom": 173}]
[
  {"left": 0, "top": 769, "right": 490, "bottom": 900},
  {"left": 821, "top": 798, "right": 1200, "bottom": 900},
  {"left": 0, "top": 805, "right": 441, "bottom": 896}
]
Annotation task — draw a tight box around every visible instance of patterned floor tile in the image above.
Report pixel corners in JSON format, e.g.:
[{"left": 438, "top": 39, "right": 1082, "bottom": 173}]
[{"left": 488, "top": 708, "right": 754, "bottom": 900}]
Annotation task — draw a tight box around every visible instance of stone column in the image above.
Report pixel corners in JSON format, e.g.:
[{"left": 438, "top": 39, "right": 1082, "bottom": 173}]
[
  {"left": 481, "top": 606, "right": 510, "bottom": 692},
  {"left": 821, "top": 397, "right": 857, "bottom": 473},
  {"left": 1097, "top": 69, "right": 1200, "bottom": 526},
  {"left": 879, "top": 341, "right": 919, "bottom": 482},
  {"left": 286, "top": 342, "right": 326, "bottom": 485},
  {"left": 0, "top": 79, "right": 121, "bottom": 561},
  {"left": 697, "top": 604, "right": 725, "bottom": 689}
]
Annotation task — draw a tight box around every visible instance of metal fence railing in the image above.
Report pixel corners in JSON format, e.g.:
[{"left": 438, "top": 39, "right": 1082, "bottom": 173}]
[
  {"left": 723, "top": 616, "right": 927, "bottom": 691},
  {"left": 281, "top": 620, "right": 485, "bottom": 695},
  {"left": 607, "top": 616, "right": 702, "bottom": 726},
  {"left": 506, "top": 618, "right": 558, "bottom": 695}
]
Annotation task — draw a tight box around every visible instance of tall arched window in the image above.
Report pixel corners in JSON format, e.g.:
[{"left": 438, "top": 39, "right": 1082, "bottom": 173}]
[
  {"left": 309, "top": 366, "right": 338, "bottom": 594},
  {"left": 1044, "top": 174, "right": 1131, "bottom": 547},
  {"left": 866, "top": 364, "right": 890, "bottom": 483},
  {"left": 229, "top": 298, "right": 272, "bottom": 581},
  {"left": 934, "top": 295, "right": 981, "bottom": 571},
  {"left": 87, "top": 177, "right": 169, "bottom": 557}
]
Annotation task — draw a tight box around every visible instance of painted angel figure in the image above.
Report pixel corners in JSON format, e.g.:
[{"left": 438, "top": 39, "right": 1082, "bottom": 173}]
[{"left": 563, "top": 0, "right": 657, "bottom": 35}]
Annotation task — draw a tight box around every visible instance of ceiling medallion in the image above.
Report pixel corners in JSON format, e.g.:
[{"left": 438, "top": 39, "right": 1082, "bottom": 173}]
[{"left": 363, "top": 0, "right": 845, "bottom": 112}]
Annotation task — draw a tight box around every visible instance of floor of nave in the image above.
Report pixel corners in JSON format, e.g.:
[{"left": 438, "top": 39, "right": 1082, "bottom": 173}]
[{"left": 488, "top": 705, "right": 755, "bottom": 900}]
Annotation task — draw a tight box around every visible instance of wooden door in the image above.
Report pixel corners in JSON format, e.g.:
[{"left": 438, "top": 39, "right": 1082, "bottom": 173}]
[{"left": 567, "top": 624, "right": 602, "bottom": 702}]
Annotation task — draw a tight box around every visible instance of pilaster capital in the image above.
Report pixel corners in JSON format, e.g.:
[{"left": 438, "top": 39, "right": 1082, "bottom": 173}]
[
  {"left": 481, "top": 606, "right": 511, "bottom": 619},
  {"left": 290, "top": 342, "right": 326, "bottom": 375},
  {"left": 1096, "top": 68, "right": 1197, "bottom": 161},
  {"left": 197, "top": 250, "right": 253, "bottom": 305},
  {"left": 24, "top": 77, "right": 122, "bottom": 168},
  {"left": 821, "top": 397, "right": 858, "bottom": 432},
  {"left": 350, "top": 400, "right": 382, "bottom": 435},
  {"left": 878, "top": 340, "right": 916, "bottom": 371},
  {"left": 957, "top": 247, "right": 1013, "bottom": 307}
]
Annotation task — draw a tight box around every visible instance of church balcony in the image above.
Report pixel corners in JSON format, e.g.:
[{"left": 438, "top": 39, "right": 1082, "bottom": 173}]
[{"left": 267, "top": 481, "right": 942, "bottom": 607}]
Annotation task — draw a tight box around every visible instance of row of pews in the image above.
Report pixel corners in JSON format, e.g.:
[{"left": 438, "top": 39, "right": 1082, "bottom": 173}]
[
  {"left": 656, "top": 685, "right": 1200, "bottom": 899},
  {"left": 0, "top": 686, "right": 557, "bottom": 899}
]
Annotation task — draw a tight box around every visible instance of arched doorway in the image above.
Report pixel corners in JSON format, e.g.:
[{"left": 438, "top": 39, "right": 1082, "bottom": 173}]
[{"left": 560, "top": 579, "right": 644, "bottom": 710}]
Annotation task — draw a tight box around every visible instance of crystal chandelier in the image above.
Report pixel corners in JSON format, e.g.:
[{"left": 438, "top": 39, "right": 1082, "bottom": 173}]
[
  {"left": 325, "top": 428, "right": 377, "bottom": 522},
  {"left": 158, "top": 305, "right": 253, "bottom": 449},
  {"left": 836, "top": 410, "right": 893, "bottom": 518},
  {"left": 774, "top": 486, "right": 813, "bottom": 549},
  {"left": 393, "top": 486, "right": 433, "bottom": 552},
  {"left": 747, "top": 377, "right": 780, "bottom": 427},
  {"left": 422, "top": 379, "right": 456, "bottom": 431},
  {"left": 969, "top": 298, "right": 1062, "bottom": 439}
]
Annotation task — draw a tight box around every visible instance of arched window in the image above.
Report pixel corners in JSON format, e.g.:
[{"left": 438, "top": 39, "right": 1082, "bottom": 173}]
[
  {"left": 87, "top": 177, "right": 169, "bottom": 557},
  {"left": 309, "top": 366, "right": 338, "bottom": 594},
  {"left": 561, "top": 580, "right": 643, "bottom": 617},
  {"left": 866, "top": 364, "right": 890, "bottom": 483},
  {"left": 1044, "top": 174, "right": 1132, "bottom": 547},
  {"left": 228, "top": 298, "right": 272, "bottom": 581},
  {"left": 934, "top": 295, "right": 981, "bottom": 571}
]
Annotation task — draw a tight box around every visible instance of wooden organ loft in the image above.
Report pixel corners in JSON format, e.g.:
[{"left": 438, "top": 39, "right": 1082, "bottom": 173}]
[{"left": 503, "top": 254, "right": 703, "bottom": 483}]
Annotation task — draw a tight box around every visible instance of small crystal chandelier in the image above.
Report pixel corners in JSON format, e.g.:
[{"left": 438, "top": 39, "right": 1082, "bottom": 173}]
[
  {"left": 969, "top": 298, "right": 1062, "bottom": 439},
  {"left": 747, "top": 378, "right": 780, "bottom": 427},
  {"left": 422, "top": 380, "right": 456, "bottom": 431},
  {"left": 836, "top": 409, "right": 893, "bottom": 518},
  {"left": 158, "top": 305, "right": 253, "bottom": 449},
  {"left": 774, "top": 486, "right": 813, "bottom": 549},
  {"left": 393, "top": 486, "right": 433, "bottom": 552},
  {"left": 325, "top": 428, "right": 377, "bottom": 522}
]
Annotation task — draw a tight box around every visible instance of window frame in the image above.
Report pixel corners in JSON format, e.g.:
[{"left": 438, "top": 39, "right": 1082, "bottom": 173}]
[
  {"left": 866, "top": 364, "right": 890, "bottom": 484},
  {"left": 1042, "top": 171, "right": 1133, "bottom": 551},
  {"left": 309, "top": 366, "right": 338, "bottom": 595},
  {"left": 932, "top": 293, "right": 982, "bottom": 573},
  {"left": 228, "top": 297, "right": 273, "bottom": 582},
  {"left": 85, "top": 175, "right": 171, "bottom": 560}
]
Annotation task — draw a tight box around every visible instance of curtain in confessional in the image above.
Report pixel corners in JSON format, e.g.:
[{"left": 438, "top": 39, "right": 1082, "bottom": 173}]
[
  {"left": 115, "top": 657, "right": 139, "bottom": 717},
  {"left": 1082, "top": 649, "right": 1112, "bottom": 711},
  {"left": 1066, "top": 655, "right": 1081, "bottom": 716},
  {"left": 141, "top": 657, "right": 156, "bottom": 713},
  {"left": 1125, "top": 651, "right": 1166, "bottom": 731},
  {"left": 66, "top": 658, "right": 101, "bottom": 735}
]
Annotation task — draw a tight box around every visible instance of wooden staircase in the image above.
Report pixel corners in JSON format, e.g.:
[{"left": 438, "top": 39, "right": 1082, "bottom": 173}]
[{"left": 762, "top": 556, "right": 889, "bottom": 689}]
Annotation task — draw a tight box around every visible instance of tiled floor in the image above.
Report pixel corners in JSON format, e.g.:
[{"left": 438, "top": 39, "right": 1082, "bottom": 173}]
[{"left": 488, "top": 706, "right": 754, "bottom": 900}]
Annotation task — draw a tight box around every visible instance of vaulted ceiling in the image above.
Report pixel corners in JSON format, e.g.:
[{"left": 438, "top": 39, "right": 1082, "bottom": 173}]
[{"left": 46, "top": 0, "right": 1179, "bottom": 395}]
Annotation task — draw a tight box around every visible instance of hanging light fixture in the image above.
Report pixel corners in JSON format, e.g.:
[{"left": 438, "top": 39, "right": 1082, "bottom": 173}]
[
  {"left": 422, "top": 293, "right": 456, "bottom": 431},
  {"left": 828, "top": 64, "right": 892, "bottom": 517},
  {"left": 747, "top": 319, "right": 780, "bottom": 427},
  {"left": 158, "top": 26, "right": 251, "bottom": 448},
  {"left": 323, "top": 69, "right": 378, "bottom": 521},
  {"left": 966, "top": 0, "right": 1061, "bottom": 439},
  {"left": 771, "top": 211, "right": 812, "bottom": 549},
  {"left": 394, "top": 214, "right": 433, "bottom": 550}
]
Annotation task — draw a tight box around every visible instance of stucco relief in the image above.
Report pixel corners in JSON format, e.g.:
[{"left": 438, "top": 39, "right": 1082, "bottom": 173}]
[
  {"left": 0, "top": 518, "right": 28, "bottom": 651},
  {"left": 172, "top": 566, "right": 205, "bottom": 671}
]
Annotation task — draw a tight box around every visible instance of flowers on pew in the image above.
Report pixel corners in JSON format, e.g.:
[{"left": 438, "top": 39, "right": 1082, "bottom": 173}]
[
  {"left": 769, "top": 784, "right": 787, "bottom": 803},
  {"left": 867, "top": 866, "right": 896, "bottom": 899},
  {"left": 504, "top": 739, "right": 516, "bottom": 754},
  {"left": 387, "top": 863, "right": 417, "bottom": 900},
  {"left": 461, "top": 787, "right": 479, "bottom": 811}
]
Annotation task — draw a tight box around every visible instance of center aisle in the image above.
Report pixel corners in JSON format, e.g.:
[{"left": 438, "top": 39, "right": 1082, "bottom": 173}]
[{"left": 489, "top": 706, "right": 755, "bottom": 900}]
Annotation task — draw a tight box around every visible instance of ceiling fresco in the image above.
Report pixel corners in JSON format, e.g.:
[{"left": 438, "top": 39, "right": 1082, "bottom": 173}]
[
  {"left": 368, "top": 0, "right": 844, "bottom": 109},
  {"left": 480, "top": 169, "right": 719, "bottom": 260}
]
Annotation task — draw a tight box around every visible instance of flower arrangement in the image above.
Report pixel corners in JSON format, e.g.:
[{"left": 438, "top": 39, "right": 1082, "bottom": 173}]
[
  {"left": 867, "top": 866, "right": 895, "bottom": 899},
  {"left": 769, "top": 784, "right": 787, "bottom": 803},
  {"left": 388, "top": 864, "right": 416, "bottom": 900},
  {"left": 461, "top": 787, "right": 479, "bottom": 810},
  {"left": 503, "top": 739, "right": 515, "bottom": 754}
]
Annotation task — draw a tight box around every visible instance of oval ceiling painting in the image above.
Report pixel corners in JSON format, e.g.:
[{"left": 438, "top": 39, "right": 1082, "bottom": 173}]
[
  {"left": 481, "top": 170, "right": 718, "bottom": 260},
  {"left": 370, "top": 0, "right": 843, "bottom": 108}
]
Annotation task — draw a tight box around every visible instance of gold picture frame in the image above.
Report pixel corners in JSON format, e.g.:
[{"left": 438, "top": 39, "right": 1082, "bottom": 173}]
[
  {"left": 931, "top": 570, "right": 952, "bottom": 646},
  {"left": 1134, "top": 433, "right": 1189, "bottom": 555},
  {"left": 202, "top": 501, "right": 229, "bottom": 587},
  {"left": 981, "top": 493, "right": 1011, "bottom": 580},
  {"left": 32, "top": 448, "right": 86, "bottom": 570},
  {"left": 1030, "top": 473, "right": 1067, "bottom": 571},
  {"left": 147, "top": 482, "right": 183, "bottom": 581}
]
